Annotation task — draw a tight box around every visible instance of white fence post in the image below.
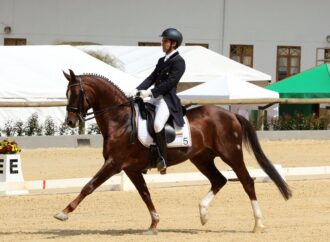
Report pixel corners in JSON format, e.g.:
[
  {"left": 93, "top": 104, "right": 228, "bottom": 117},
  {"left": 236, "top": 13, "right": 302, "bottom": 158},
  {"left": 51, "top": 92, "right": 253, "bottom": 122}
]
[{"left": 120, "top": 171, "right": 135, "bottom": 191}]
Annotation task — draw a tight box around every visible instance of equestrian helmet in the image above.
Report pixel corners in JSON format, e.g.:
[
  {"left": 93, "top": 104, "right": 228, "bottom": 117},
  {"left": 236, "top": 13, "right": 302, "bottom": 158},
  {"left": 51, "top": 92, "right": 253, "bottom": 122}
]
[{"left": 160, "top": 28, "right": 183, "bottom": 47}]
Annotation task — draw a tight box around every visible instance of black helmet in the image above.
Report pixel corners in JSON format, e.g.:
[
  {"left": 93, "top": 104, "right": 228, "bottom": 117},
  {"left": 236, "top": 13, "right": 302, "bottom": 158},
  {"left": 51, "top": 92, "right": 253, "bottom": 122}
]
[{"left": 160, "top": 28, "right": 183, "bottom": 47}]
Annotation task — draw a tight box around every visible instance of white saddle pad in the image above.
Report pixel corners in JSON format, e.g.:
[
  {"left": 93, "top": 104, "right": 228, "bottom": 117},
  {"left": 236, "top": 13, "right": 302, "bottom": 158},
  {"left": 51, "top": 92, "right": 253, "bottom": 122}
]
[{"left": 135, "top": 105, "right": 192, "bottom": 148}]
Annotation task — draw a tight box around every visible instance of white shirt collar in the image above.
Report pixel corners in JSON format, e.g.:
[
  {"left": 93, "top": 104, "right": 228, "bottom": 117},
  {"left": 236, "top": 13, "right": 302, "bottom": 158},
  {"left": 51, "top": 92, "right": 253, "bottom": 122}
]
[{"left": 164, "top": 49, "right": 178, "bottom": 62}]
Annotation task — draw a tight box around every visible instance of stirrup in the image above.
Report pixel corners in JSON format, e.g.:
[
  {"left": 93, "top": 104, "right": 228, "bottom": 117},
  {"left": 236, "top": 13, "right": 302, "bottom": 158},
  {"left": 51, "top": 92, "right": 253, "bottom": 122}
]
[{"left": 157, "top": 158, "right": 167, "bottom": 175}]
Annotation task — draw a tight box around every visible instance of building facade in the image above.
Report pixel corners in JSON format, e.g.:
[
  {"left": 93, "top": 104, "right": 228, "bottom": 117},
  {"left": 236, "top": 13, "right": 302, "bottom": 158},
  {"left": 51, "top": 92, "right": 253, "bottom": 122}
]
[{"left": 1, "top": 0, "right": 330, "bottom": 82}]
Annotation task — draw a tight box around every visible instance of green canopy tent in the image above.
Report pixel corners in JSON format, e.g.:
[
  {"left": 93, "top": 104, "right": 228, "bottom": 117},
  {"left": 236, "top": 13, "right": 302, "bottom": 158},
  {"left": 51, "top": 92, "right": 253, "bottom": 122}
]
[{"left": 266, "top": 64, "right": 330, "bottom": 116}]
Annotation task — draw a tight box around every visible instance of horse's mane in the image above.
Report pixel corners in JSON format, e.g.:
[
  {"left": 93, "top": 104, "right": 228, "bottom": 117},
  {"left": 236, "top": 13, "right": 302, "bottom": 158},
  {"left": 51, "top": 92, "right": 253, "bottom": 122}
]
[{"left": 80, "top": 73, "right": 128, "bottom": 98}]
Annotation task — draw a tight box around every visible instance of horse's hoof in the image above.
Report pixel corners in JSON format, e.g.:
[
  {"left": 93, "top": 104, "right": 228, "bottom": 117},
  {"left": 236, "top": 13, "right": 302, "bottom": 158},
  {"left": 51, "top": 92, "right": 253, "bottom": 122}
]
[
  {"left": 199, "top": 204, "right": 208, "bottom": 225},
  {"left": 54, "top": 212, "right": 69, "bottom": 221},
  {"left": 253, "top": 222, "right": 265, "bottom": 233},
  {"left": 143, "top": 228, "right": 158, "bottom": 235}
]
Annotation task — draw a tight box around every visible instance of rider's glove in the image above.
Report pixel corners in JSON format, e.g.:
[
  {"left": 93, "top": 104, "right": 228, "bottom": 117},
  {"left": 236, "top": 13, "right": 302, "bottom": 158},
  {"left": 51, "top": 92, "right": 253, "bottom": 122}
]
[
  {"left": 138, "top": 89, "right": 153, "bottom": 98},
  {"left": 128, "top": 89, "right": 138, "bottom": 97}
]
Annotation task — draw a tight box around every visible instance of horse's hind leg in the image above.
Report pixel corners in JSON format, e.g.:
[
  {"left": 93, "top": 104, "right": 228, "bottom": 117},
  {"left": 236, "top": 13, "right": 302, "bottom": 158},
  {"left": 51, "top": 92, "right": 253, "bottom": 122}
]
[
  {"left": 190, "top": 152, "right": 227, "bottom": 226},
  {"left": 218, "top": 146, "right": 265, "bottom": 232}
]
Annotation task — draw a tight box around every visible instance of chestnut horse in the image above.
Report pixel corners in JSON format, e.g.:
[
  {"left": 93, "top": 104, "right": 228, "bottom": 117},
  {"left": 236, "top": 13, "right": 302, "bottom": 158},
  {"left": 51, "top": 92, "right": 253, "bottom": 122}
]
[{"left": 54, "top": 70, "right": 291, "bottom": 234}]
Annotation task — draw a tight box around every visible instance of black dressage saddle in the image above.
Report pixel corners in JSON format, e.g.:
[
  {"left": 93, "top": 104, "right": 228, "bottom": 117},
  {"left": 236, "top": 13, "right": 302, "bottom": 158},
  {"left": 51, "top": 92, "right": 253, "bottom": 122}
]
[{"left": 135, "top": 98, "right": 176, "bottom": 144}]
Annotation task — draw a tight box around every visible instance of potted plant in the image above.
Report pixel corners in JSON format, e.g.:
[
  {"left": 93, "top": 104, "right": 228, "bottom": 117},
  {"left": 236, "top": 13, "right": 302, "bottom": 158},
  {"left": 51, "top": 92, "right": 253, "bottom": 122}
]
[{"left": 0, "top": 139, "right": 21, "bottom": 154}]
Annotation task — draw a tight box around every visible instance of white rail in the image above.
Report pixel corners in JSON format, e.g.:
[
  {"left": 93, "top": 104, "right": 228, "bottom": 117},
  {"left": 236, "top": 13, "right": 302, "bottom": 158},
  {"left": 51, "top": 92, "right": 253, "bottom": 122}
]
[
  {"left": 1, "top": 165, "right": 329, "bottom": 195},
  {"left": 1, "top": 98, "right": 330, "bottom": 107}
]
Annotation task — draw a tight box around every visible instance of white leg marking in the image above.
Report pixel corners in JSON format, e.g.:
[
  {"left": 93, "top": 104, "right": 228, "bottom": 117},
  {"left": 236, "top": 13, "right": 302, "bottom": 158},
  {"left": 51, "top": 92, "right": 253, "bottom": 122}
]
[
  {"left": 237, "top": 144, "right": 241, "bottom": 150},
  {"left": 151, "top": 211, "right": 159, "bottom": 222},
  {"left": 54, "top": 211, "right": 68, "bottom": 221},
  {"left": 234, "top": 132, "right": 238, "bottom": 138},
  {"left": 251, "top": 200, "right": 265, "bottom": 233},
  {"left": 199, "top": 191, "right": 215, "bottom": 225},
  {"left": 143, "top": 211, "right": 159, "bottom": 235}
]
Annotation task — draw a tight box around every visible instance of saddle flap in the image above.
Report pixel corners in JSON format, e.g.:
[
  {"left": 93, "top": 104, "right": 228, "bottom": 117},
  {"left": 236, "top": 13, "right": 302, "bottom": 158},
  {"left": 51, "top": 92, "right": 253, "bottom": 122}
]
[
  {"left": 134, "top": 103, "right": 192, "bottom": 148},
  {"left": 137, "top": 99, "right": 175, "bottom": 144}
]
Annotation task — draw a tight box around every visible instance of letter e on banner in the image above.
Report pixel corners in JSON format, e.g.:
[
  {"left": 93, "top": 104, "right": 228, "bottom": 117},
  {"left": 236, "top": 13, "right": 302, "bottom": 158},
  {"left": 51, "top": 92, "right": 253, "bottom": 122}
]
[{"left": 10, "top": 159, "right": 19, "bottom": 174}]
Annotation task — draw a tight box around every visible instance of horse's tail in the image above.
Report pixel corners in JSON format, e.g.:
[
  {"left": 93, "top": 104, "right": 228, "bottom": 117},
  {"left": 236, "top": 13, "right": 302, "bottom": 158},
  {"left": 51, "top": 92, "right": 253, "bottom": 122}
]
[{"left": 235, "top": 114, "right": 292, "bottom": 200}]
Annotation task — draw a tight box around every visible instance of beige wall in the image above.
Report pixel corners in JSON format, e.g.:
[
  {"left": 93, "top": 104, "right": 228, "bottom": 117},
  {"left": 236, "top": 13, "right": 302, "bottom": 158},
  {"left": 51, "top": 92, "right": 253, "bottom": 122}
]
[
  {"left": 1, "top": 0, "right": 330, "bottom": 82},
  {"left": 0, "top": 0, "right": 224, "bottom": 49}
]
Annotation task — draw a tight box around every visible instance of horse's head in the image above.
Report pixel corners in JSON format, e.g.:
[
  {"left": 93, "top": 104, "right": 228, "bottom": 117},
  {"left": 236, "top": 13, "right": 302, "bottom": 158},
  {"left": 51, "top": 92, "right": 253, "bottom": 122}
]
[{"left": 64, "top": 69, "right": 91, "bottom": 128}]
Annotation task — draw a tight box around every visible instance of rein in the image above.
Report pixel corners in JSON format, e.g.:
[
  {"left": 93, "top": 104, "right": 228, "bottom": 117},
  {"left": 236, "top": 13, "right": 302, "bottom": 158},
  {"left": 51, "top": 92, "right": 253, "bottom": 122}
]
[
  {"left": 66, "top": 77, "right": 138, "bottom": 143},
  {"left": 83, "top": 98, "right": 136, "bottom": 121}
]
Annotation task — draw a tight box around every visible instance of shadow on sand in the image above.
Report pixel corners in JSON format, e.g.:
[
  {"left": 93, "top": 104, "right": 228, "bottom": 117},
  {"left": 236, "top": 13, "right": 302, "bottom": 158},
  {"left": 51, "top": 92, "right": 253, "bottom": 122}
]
[{"left": 0, "top": 228, "right": 252, "bottom": 239}]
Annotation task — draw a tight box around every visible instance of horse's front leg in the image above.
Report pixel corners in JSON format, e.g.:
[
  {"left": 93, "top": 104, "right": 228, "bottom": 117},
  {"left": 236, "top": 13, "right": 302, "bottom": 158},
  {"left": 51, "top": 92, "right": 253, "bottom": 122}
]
[
  {"left": 125, "top": 170, "right": 159, "bottom": 235},
  {"left": 54, "top": 158, "right": 120, "bottom": 221}
]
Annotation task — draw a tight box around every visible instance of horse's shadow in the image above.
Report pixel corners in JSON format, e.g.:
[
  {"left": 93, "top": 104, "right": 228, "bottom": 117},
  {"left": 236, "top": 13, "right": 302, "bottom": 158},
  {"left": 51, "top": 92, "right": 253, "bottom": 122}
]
[{"left": 0, "top": 228, "right": 251, "bottom": 239}]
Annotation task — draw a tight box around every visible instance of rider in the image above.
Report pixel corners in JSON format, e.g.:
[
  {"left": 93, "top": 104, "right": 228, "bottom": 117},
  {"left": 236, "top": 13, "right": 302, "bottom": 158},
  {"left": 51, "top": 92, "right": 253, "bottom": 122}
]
[{"left": 131, "top": 28, "right": 186, "bottom": 174}]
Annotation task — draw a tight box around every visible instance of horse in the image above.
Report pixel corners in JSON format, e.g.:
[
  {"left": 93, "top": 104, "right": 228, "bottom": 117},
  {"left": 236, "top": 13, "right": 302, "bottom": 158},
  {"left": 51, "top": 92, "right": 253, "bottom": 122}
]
[{"left": 54, "top": 69, "right": 292, "bottom": 234}]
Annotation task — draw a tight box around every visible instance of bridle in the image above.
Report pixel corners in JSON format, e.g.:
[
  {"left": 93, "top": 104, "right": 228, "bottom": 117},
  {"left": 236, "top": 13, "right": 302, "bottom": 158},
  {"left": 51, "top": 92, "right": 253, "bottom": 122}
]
[
  {"left": 66, "top": 77, "right": 88, "bottom": 122},
  {"left": 66, "top": 77, "right": 138, "bottom": 143},
  {"left": 66, "top": 76, "right": 137, "bottom": 121}
]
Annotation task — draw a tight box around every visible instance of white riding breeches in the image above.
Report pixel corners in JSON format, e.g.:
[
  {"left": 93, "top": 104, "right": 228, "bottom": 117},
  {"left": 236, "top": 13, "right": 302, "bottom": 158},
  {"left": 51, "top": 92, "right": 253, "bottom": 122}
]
[{"left": 148, "top": 97, "right": 170, "bottom": 133}]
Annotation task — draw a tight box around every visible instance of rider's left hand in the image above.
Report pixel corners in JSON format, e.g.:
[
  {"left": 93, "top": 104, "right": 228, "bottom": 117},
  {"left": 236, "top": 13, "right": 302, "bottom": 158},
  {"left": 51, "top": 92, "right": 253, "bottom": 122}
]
[{"left": 138, "top": 89, "right": 152, "bottom": 98}]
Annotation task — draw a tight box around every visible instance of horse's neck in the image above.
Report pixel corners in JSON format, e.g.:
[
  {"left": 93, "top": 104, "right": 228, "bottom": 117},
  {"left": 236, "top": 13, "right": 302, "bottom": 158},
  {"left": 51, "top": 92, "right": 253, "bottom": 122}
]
[
  {"left": 93, "top": 84, "right": 127, "bottom": 110},
  {"left": 88, "top": 79, "right": 131, "bottom": 136}
]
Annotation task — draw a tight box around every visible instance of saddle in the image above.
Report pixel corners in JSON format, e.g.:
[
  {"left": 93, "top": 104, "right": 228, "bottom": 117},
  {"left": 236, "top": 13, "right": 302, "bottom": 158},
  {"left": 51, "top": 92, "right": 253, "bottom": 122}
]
[
  {"left": 135, "top": 98, "right": 176, "bottom": 143},
  {"left": 133, "top": 98, "right": 191, "bottom": 173}
]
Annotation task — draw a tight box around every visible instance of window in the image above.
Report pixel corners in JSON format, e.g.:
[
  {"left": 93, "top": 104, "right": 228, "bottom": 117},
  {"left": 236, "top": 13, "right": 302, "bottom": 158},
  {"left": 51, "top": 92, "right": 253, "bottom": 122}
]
[
  {"left": 277, "top": 46, "right": 301, "bottom": 81},
  {"left": 138, "top": 42, "right": 161, "bottom": 46},
  {"left": 230, "top": 45, "right": 253, "bottom": 67},
  {"left": 4, "top": 38, "right": 27, "bottom": 45},
  {"left": 325, "top": 49, "right": 330, "bottom": 64},
  {"left": 185, "top": 43, "right": 209, "bottom": 48},
  {"left": 316, "top": 47, "right": 330, "bottom": 65}
]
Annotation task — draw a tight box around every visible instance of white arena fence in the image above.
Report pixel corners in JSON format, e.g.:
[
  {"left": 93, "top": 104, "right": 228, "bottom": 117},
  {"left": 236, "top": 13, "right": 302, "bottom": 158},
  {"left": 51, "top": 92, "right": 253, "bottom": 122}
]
[{"left": 1, "top": 165, "right": 330, "bottom": 196}]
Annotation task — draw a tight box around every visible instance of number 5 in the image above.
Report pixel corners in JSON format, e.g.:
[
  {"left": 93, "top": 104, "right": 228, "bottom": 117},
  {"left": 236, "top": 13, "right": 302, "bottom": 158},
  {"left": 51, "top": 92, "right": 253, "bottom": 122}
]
[{"left": 183, "top": 137, "right": 188, "bottom": 145}]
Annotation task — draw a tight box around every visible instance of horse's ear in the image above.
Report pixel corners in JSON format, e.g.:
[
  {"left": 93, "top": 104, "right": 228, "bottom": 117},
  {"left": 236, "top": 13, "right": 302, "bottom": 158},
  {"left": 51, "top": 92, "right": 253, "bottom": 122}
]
[
  {"left": 63, "top": 70, "right": 71, "bottom": 82},
  {"left": 69, "top": 69, "right": 76, "bottom": 82}
]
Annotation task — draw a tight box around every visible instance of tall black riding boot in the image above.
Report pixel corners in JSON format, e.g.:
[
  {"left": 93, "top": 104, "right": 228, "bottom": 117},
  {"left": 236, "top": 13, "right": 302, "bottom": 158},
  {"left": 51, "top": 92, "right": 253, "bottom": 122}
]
[{"left": 155, "top": 129, "right": 167, "bottom": 175}]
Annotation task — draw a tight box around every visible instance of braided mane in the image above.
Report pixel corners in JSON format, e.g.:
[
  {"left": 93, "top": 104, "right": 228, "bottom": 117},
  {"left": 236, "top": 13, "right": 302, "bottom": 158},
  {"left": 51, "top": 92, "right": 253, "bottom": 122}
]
[{"left": 80, "top": 73, "right": 128, "bottom": 97}]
